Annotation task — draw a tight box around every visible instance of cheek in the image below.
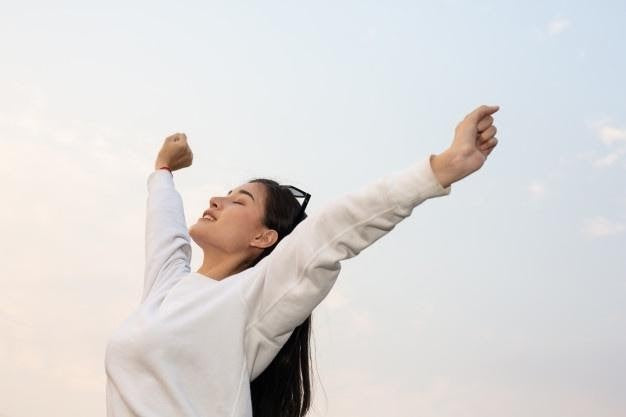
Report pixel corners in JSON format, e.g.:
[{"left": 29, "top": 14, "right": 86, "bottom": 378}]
[
  {"left": 220, "top": 211, "right": 259, "bottom": 240},
  {"left": 229, "top": 211, "right": 258, "bottom": 234},
  {"left": 219, "top": 212, "right": 261, "bottom": 253}
]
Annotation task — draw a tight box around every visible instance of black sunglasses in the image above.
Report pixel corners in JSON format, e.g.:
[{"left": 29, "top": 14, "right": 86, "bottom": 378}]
[{"left": 282, "top": 184, "right": 311, "bottom": 225}]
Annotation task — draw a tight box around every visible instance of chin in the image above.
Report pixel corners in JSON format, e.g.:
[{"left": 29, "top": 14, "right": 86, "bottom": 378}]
[
  {"left": 189, "top": 225, "right": 203, "bottom": 246},
  {"left": 189, "top": 224, "right": 219, "bottom": 249}
]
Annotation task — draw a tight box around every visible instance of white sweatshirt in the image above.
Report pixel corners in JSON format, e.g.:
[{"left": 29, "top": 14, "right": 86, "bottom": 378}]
[{"left": 104, "top": 155, "right": 451, "bottom": 417}]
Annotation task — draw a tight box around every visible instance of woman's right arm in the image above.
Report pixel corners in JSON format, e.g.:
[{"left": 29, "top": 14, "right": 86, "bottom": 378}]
[
  {"left": 142, "top": 168, "right": 192, "bottom": 303},
  {"left": 142, "top": 133, "right": 194, "bottom": 303}
]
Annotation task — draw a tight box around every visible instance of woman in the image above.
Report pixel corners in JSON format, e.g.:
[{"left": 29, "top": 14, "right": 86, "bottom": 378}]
[{"left": 105, "top": 104, "right": 500, "bottom": 417}]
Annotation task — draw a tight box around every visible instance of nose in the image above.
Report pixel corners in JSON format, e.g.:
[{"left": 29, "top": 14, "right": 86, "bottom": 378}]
[{"left": 209, "top": 196, "right": 221, "bottom": 209}]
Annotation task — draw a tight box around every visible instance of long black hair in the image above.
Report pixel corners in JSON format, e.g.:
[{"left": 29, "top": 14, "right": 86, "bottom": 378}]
[{"left": 246, "top": 177, "right": 314, "bottom": 417}]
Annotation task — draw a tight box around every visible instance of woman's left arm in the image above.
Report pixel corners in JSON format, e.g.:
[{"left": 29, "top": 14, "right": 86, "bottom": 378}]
[
  {"left": 241, "top": 154, "right": 451, "bottom": 379},
  {"left": 240, "top": 104, "right": 500, "bottom": 379}
]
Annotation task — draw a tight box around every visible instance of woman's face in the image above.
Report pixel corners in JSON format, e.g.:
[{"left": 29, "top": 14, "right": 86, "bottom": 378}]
[{"left": 189, "top": 181, "right": 277, "bottom": 255}]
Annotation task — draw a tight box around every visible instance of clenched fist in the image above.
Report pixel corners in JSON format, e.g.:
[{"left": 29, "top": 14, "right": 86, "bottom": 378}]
[
  {"left": 154, "top": 132, "right": 194, "bottom": 172},
  {"left": 431, "top": 105, "right": 500, "bottom": 188},
  {"left": 451, "top": 104, "right": 499, "bottom": 167}
]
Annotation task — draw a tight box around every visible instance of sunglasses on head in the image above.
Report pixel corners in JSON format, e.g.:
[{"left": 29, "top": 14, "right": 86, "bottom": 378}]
[{"left": 282, "top": 185, "right": 311, "bottom": 225}]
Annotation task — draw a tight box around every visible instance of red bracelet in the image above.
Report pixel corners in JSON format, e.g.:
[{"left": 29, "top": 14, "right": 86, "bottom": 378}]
[{"left": 158, "top": 165, "right": 172, "bottom": 173}]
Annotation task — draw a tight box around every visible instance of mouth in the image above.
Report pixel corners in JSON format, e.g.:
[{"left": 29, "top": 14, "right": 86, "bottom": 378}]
[{"left": 201, "top": 210, "right": 217, "bottom": 222}]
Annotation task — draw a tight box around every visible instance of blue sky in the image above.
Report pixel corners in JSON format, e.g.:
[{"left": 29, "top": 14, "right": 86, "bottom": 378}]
[{"left": 1, "top": 1, "right": 625, "bottom": 416}]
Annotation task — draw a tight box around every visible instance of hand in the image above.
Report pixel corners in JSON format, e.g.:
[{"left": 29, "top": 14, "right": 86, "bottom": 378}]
[
  {"left": 452, "top": 104, "right": 499, "bottom": 170},
  {"left": 431, "top": 105, "right": 500, "bottom": 187},
  {"left": 154, "top": 132, "right": 194, "bottom": 171}
]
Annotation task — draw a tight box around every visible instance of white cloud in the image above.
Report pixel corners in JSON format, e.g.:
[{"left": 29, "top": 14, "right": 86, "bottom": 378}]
[
  {"left": 584, "top": 119, "right": 626, "bottom": 167},
  {"left": 598, "top": 125, "right": 626, "bottom": 145},
  {"left": 580, "top": 216, "right": 626, "bottom": 238},
  {"left": 593, "top": 150, "right": 625, "bottom": 167},
  {"left": 528, "top": 180, "right": 547, "bottom": 199},
  {"left": 588, "top": 118, "right": 626, "bottom": 145},
  {"left": 547, "top": 17, "right": 572, "bottom": 36}
]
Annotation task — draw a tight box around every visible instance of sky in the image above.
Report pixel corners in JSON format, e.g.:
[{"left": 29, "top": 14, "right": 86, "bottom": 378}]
[{"left": 1, "top": 1, "right": 625, "bottom": 416}]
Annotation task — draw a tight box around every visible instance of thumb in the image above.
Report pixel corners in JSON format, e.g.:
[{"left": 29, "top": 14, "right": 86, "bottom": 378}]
[{"left": 467, "top": 105, "right": 500, "bottom": 123}]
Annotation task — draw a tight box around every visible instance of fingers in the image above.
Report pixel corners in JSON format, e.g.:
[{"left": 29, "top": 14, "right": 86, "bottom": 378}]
[
  {"left": 480, "top": 137, "right": 498, "bottom": 151},
  {"left": 477, "top": 115, "right": 494, "bottom": 132},
  {"left": 166, "top": 132, "right": 187, "bottom": 143},
  {"left": 158, "top": 132, "right": 193, "bottom": 171},
  {"left": 466, "top": 105, "right": 499, "bottom": 124},
  {"left": 477, "top": 117, "right": 498, "bottom": 151},
  {"left": 479, "top": 125, "right": 497, "bottom": 141},
  {"left": 483, "top": 140, "right": 497, "bottom": 157}
]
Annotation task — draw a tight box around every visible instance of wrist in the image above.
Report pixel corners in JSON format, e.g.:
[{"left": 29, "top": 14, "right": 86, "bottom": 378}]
[
  {"left": 430, "top": 149, "right": 460, "bottom": 189},
  {"left": 155, "top": 164, "right": 172, "bottom": 174},
  {"left": 155, "top": 160, "right": 170, "bottom": 171}
]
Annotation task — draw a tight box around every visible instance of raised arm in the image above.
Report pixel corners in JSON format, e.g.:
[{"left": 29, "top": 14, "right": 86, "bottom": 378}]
[
  {"left": 241, "top": 104, "right": 500, "bottom": 379},
  {"left": 142, "top": 132, "right": 194, "bottom": 303},
  {"left": 142, "top": 169, "right": 192, "bottom": 302},
  {"left": 241, "top": 154, "right": 451, "bottom": 379}
]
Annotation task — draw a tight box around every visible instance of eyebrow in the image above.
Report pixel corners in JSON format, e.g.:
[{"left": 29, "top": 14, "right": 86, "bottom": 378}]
[{"left": 227, "top": 189, "right": 255, "bottom": 202}]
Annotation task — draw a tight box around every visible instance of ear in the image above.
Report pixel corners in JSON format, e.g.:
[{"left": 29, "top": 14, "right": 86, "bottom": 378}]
[{"left": 250, "top": 228, "right": 279, "bottom": 250}]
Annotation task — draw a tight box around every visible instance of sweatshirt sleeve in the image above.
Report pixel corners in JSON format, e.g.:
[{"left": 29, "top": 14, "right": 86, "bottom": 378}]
[
  {"left": 142, "top": 169, "right": 192, "bottom": 303},
  {"left": 241, "top": 154, "right": 451, "bottom": 380}
]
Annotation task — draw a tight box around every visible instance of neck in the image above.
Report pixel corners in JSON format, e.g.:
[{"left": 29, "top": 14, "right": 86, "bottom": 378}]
[{"left": 196, "top": 248, "right": 255, "bottom": 281}]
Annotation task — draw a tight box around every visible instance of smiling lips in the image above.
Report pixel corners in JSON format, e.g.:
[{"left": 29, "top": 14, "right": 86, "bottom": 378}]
[{"left": 201, "top": 211, "right": 217, "bottom": 221}]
